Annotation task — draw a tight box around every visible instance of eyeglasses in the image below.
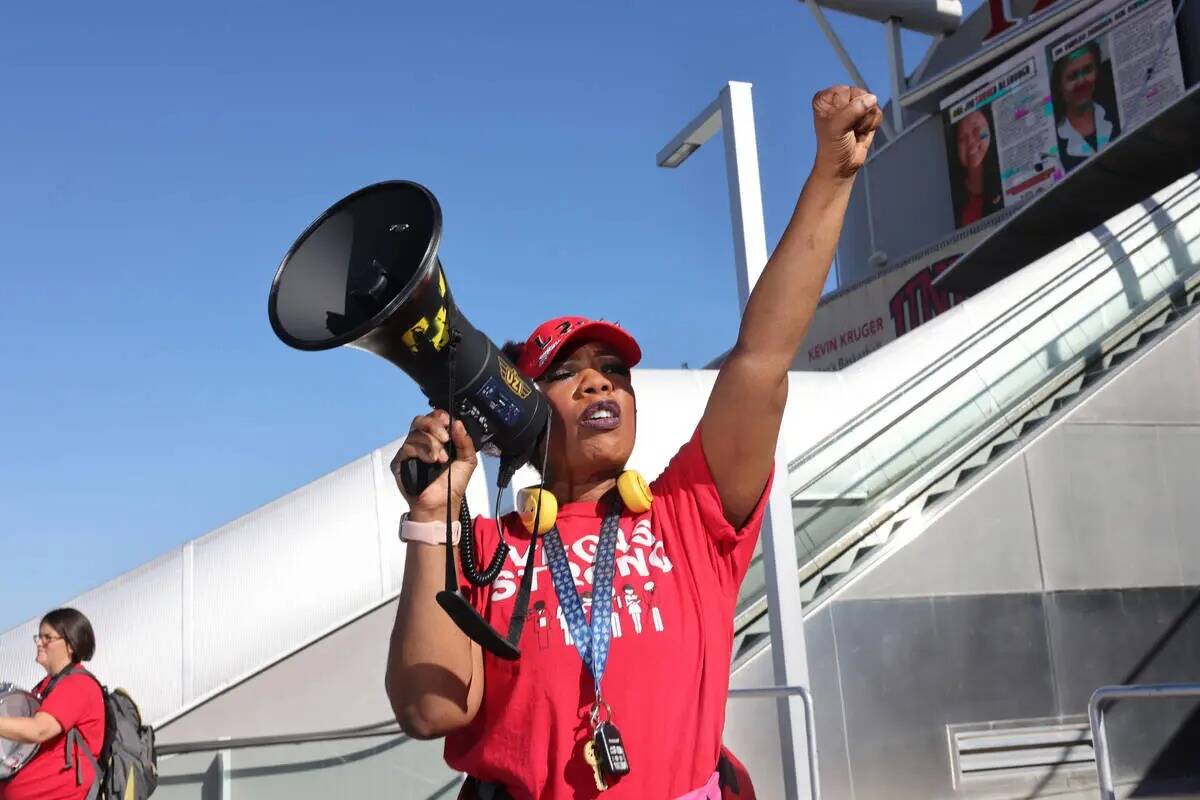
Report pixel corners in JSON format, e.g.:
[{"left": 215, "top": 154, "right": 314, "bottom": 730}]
[{"left": 33, "top": 634, "right": 64, "bottom": 646}]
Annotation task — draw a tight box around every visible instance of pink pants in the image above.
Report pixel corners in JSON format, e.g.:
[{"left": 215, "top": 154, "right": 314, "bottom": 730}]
[{"left": 674, "top": 771, "right": 721, "bottom": 800}]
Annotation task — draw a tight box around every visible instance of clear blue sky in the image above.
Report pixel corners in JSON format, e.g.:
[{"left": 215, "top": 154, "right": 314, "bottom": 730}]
[{"left": 0, "top": 1, "right": 968, "bottom": 631}]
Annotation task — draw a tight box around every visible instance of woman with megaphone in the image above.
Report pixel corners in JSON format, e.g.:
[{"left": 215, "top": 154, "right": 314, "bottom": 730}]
[
  {"left": 0, "top": 609, "right": 105, "bottom": 800},
  {"left": 386, "top": 85, "right": 883, "bottom": 799}
]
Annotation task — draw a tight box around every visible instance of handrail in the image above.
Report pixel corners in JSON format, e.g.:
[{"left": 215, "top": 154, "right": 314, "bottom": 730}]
[
  {"left": 1088, "top": 682, "right": 1200, "bottom": 800},
  {"left": 785, "top": 174, "right": 1200, "bottom": 475},
  {"left": 729, "top": 685, "right": 820, "bottom": 800},
  {"left": 156, "top": 718, "right": 403, "bottom": 756}
]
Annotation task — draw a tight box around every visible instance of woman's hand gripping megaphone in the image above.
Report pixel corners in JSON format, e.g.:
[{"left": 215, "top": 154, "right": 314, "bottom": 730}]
[{"left": 392, "top": 410, "right": 478, "bottom": 520}]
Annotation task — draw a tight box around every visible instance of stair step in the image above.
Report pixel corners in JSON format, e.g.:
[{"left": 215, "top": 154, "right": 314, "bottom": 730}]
[
  {"left": 798, "top": 575, "right": 822, "bottom": 605},
  {"left": 923, "top": 490, "right": 950, "bottom": 510},
  {"left": 852, "top": 544, "right": 877, "bottom": 565},
  {"left": 1081, "top": 369, "right": 1109, "bottom": 389},
  {"left": 955, "top": 464, "right": 986, "bottom": 487},
  {"left": 1019, "top": 416, "right": 1046, "bottom": 437},
  {"left": 1110, "top": 349, "right": 1135, "bottom": 367},
  {"left": 816, "top": 572, "right": 840, "bottom": 594},
  {"left": 1051, "top": 394, "right": 1076, "bottom": 414},
  {"left": 824, "top": 548, "right": 859, "bottom": 578},
  {"left": 1138, "top": 326, "right": 1166, "bottom": 347},
  {"left": 988, "top": 439, "right": 1017, "bottom": 461}
]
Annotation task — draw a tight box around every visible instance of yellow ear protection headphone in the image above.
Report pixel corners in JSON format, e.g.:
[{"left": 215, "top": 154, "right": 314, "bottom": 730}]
[{"left": 518, "top": 470, "right": 653, "bottom": 535}]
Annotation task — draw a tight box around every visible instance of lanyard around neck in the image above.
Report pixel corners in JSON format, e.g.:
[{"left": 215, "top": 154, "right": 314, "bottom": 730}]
[{"left": 542, "top": 501, "right": 622, "bottom": 696}]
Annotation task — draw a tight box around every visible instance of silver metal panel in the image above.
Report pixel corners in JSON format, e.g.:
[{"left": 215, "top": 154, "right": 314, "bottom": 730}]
[
  {"left": 189, "top": 453, "right": 386, "bottom": 703},
  {"left": 835, "top": 169, "right": 874, "bottom": 288},
  {"left": 839, "top": 455, "right": 1043, "bottom": 601},
  {"left": 811, "top": 0, "right": 962, "bottom": 35},
  {"left": 801, "top": 605, "right": 856, "bottom": 800},
  {"left": 158, "top": 601, "right": 399, "bottom": 745},
  {"left": 1159, "top": 427, "right": 1200, "bottom": 585},
  {"left": 1045, "top": 588, "right": 1200, "bottom": 788},
  {"left": 831, "top": 593, "right": 1056, "bottom": 800},
  {"left": 1073, "top": 324, "right": 1200, "bottom": 426},
  {"left": 229, "top": 736, "right": 460, "bottom": 799},
  {"left": 153, "top": 751, "right": 226, "bottom": 800},
  {"left": 725, "top": 641, "right": 787, "bottom": 799},
  {"left": 864, "top": 115, "right": 956, "bottom": 275},
  {"left": 906, "top": 1, "right": 1067, "bottom": 108},
  {"left": 1024, "top": 423, "right": 1184, "bottom": 592}
]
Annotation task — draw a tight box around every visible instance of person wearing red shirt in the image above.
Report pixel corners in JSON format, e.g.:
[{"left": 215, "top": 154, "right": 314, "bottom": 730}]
[
  {"left": 385, "top": 85, "right": 883, "bottom": 799},
  {"left": 0, "top": 609, "right": 105, "bottom": 800}
]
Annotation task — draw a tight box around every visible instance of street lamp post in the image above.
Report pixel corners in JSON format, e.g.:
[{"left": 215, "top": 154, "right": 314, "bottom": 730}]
[{"left": 657, "top": 80, "right": 814, "bottom": 800}]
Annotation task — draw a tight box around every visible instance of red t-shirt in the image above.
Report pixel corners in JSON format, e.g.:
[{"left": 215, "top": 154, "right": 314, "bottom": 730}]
[
  {"left": 445, "top": 427, "right": 771, "bottom": 799},
  {"left": 959, "top": 193, "right": 984, "bottom": 227},
  {"left": 0, "top": 671, "right": 105, "bottom": 800}
]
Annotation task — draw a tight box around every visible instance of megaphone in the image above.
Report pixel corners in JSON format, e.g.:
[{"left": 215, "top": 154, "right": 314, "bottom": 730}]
[{"left": 268, "top": 180, "right": 549, "bottom": 660}]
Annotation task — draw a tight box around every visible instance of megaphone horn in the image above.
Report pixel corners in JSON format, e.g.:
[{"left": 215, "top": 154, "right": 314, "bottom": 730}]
[{"left": 268, "top": 181, "right": 550, "bottom": 660}]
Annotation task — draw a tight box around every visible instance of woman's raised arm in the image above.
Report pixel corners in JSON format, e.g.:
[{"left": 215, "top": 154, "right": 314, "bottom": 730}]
[{"left": 700, "top": 86, "right": 882, "bottom": 526}]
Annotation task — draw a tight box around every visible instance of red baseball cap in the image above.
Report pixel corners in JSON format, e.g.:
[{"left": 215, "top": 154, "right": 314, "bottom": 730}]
[{"left": 516, "top": 316, "right": 642, "bottom": 380}]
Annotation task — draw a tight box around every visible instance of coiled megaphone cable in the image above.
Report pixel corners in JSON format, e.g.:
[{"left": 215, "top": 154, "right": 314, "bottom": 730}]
[
  {"left": 435, "top": 327, "right": 549, "bottom": 659},
  {"left": 441, "top": 330, "right": 508, "bottom": 587}
]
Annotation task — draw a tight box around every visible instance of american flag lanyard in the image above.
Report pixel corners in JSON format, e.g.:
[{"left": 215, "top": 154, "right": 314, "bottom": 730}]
[{"left": 542, "top": 504, "right": 621, "bottom": 721}]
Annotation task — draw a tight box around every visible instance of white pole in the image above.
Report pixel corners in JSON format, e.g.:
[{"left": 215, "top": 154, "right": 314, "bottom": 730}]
[
  {"left": 719, "top": 82, "right": 769, "bottom": 314},
  {"left": 884, "top": 17, "right": 907, "bottom": 134},
  {"left": 719, "top": 80, "right": 814, "bottom": 800}
]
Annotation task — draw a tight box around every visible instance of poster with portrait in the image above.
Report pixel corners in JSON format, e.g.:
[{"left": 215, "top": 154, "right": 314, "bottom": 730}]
[
  {"left": 940, "top": 0, "right": 1185, "bottom": 228},
  {"left": 940, "top": 53, "right": 1061, "bottom": 230},
  {"left": 1044, "top": 0, "right": 1185, "bottom": 173}
]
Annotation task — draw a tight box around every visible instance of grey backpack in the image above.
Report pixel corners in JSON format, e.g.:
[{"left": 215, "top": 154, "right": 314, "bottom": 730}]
[{"left": 43, "top": 666, "right": 158, "bottom": 800}]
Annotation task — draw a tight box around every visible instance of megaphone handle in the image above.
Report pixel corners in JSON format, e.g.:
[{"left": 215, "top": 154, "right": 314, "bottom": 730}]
[
  {"left": 399, "top": 457, "right": 451, "bottom": 498},
  {"left": 399, "top": 405, "right": 483, "bottom": 497}
]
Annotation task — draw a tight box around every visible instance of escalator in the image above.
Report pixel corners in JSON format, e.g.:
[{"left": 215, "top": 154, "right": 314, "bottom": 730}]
[
  {"left": 732, "top": 168, "right": 1200, "bottom": 667},
  {"left": 723, "top": 170, "right": 1200, "bottom": 798}
]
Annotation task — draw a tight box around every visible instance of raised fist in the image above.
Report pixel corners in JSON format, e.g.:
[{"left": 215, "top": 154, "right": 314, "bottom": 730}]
[{"left": 812, "top": 85, "right": 883, "bottom": 180}]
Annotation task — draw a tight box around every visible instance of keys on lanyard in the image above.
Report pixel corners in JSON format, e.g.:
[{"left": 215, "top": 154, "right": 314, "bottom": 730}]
[
  {"left": 585, "top": 698, "right": 630, "bottom": 791},
  {"left": 595, "top": 722, "right": 630, "bottom": 780}
]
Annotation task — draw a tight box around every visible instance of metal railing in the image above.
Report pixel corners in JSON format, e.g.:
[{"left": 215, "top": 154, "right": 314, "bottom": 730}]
[
  {"left": 728, "top": 684, "right": 820, "bottom": 800},
  {"left": 157, "top": 684, "right": 821, "bottom": 798},
  {"left": 156, "top": 718, "right": 403, "bottom": 756},
  {"left": 1088, "top": 682, "right": 1200, "bottom": 800}
]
